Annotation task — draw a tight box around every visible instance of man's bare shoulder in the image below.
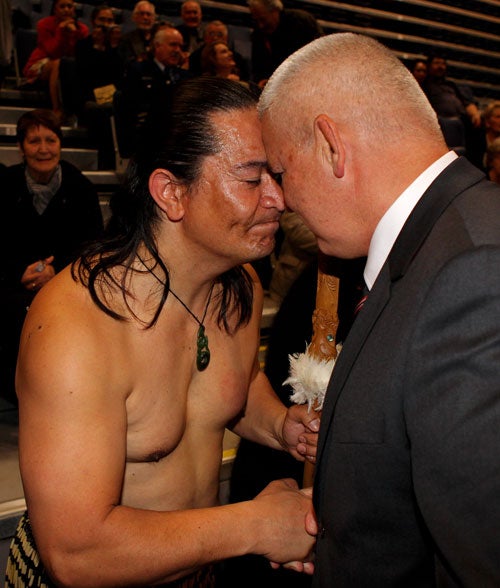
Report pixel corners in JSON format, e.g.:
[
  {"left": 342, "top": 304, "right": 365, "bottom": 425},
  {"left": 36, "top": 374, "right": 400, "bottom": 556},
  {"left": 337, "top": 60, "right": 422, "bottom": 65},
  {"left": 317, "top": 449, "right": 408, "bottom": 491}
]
[
  {"left": 18, "top": 265, "right": 132, "bottom": 402},
  {"left": 24, "top": 265, "right": 115, "bottom": 335}
]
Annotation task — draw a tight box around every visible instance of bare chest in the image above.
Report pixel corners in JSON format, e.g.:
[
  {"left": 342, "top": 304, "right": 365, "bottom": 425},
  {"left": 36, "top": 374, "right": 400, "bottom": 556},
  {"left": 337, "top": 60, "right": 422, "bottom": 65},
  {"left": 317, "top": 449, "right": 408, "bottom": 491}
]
[{"left": 122, "top": 320, "right": 255, "bottom": 464}]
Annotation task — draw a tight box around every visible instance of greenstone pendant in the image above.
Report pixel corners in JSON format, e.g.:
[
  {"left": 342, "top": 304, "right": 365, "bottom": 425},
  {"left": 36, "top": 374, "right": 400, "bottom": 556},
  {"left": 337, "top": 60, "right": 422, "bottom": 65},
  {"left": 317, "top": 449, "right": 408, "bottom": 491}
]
[{"left": 196, "top": 325, "right": 210, "bottom": 371}]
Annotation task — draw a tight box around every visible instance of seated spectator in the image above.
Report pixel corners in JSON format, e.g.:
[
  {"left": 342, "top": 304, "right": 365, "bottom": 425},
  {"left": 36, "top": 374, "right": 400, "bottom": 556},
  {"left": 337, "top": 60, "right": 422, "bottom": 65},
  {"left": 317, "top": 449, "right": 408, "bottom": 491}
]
[
  {"left": 178, "top": 0, "right": 204, "bottom": 54},
  {"left": 189, "top": 20, "right": 249, "bottom": 79},
  {"left": 118, "top": 0, "right": 156, "bottom": 64},
  {"left": 116, "top": 25, "right": 192, "bottom": 157},
  {"left": 247, "top": 0, "right": 323, "bottom": 87},
  {"left": 74, "top": 4, "right": 123, "bottom": 169},
  {"left": 486, "top": 138, "right": 500, "bottom": 185},
  {"left": 423, "top": 52, "right": 484, "bottom": 166},
  {"left": 23, "top": 0, "right": 89, "bottom": 117},
  {"left": 201, "top": 41, "right": 240, "bottom": 80},
  {"left": 423, "top": 52, "right": 481, "bottom": 128},
  {"left": 0, "top": 109, "right": 103, "bottom": 405},
  {"left": 483, "top": 100, "right": 500, "bottom": 147},
  {"left": 409, "top": 58, "right": 427, "bottom": 86}
]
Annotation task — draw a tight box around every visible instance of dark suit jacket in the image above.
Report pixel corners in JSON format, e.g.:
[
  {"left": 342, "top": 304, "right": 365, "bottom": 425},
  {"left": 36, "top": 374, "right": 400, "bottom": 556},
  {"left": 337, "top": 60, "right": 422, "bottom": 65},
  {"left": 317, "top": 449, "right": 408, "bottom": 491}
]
[
  {"left": 313, "top": 157, "right": 500, "bottom": 587},
  {"left": 250, "top": 9, "right": 323, "bottom": 83},
  {"left": 117, "top": 58, "right": 192, "bottom": 155}
]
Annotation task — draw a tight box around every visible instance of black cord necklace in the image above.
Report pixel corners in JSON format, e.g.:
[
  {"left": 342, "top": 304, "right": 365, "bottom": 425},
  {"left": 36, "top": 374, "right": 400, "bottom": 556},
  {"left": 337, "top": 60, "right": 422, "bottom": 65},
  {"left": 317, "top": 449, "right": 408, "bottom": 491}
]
[
  {"left": 168, "top": 285, "right": 214, "bottom": 371},
  {"left": 138, "top": 256, "right": 215, "bottom": 371}
]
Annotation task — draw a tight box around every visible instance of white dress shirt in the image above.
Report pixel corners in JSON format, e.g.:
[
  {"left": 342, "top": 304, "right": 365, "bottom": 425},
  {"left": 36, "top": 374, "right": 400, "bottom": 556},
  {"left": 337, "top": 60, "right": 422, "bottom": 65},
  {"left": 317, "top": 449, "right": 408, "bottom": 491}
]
[{"left": 364, "top": 151, "right": 458, "bottom": 290}]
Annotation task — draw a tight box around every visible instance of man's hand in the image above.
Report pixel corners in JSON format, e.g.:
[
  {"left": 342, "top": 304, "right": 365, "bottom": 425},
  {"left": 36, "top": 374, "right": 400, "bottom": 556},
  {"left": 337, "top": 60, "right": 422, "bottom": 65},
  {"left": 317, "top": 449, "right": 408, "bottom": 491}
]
[
  {"left": 252, "top": 480, "right": 317, "bottom": 565},
  {"left": 279, "top": 404, "right": 320, "bottom": 463}
]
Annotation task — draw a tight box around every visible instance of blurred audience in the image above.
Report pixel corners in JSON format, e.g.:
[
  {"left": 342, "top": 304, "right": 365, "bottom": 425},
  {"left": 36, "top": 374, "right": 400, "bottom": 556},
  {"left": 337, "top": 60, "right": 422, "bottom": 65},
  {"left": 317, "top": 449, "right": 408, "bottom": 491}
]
[
  {"left": 409, "top": 58, "right": 427, "bottom": 86},
  {"left": 23, "top": 0, "right": 89, "bottom": 117},
  {"left": 116, "top": 25, "right": 192, "bottom": 157},
  {"left": 189, "top": 20, "right": 249, "bottom": 79},
  {"left": 118, "top": 0, "right": 156, "bottom": 64},
  {"left": 483, "top": 100, "right": 500, "bottom": 148},
  {"left": 0, "top": 110, "right": 103, "bottom": 405},
  {"left": 247, "top": 0, "right": 323, "bottom": 87},
  {"left": 201, "top": 41, "right": 240, "bottom": 80},
  {"left": 74, "top": 4, "right": 122, "bottom": 169},
  {"left": 177, "top": 0, "right": 204, "bottom": 54},
  {"left": 422, "top": 51, "right": 483, "bottom": 166},
  {"left": 486, "top": 138, "right": 500, "bottom": 185},
  {"left": 423, "top": 52, "right": 481, "bottom": 127}
]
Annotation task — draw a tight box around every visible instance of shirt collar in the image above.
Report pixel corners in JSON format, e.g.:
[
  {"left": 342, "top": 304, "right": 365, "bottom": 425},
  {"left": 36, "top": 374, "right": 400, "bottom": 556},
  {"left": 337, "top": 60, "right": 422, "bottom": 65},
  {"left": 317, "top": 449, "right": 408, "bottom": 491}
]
[{"left": 364, "top": 151, "right": 458, "bottom": 290}]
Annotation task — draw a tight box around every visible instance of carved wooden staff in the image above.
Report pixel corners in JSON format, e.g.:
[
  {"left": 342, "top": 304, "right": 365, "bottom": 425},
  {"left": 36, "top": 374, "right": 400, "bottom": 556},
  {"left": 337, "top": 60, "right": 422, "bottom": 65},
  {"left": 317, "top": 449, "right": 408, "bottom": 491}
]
[{"left": 284, "top": 253, "right": 340, "bottom": 487}]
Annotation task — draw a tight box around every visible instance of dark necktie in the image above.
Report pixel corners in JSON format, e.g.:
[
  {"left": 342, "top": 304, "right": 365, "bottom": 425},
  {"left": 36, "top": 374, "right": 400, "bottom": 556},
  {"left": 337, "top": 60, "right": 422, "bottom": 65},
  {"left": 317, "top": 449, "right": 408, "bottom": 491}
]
[{"left": 354, "top": 283, "right": 369, "bottom": 316}]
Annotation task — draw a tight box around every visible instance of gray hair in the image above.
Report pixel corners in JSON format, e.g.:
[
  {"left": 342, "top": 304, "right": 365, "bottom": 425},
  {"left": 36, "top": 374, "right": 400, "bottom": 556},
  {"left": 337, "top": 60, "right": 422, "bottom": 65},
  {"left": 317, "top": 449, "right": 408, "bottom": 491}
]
[
  {"left": 133, "top": 0, "right": 155, "bottom": 15},
  {"left": 247, "top": 0, "right": 283, "bottom": 12},
  {"left": 152, "top": 24, "right": 179, "bottom": 46},
  {"left": 259, "top": 33, "right": 442, "bottom": 144}
]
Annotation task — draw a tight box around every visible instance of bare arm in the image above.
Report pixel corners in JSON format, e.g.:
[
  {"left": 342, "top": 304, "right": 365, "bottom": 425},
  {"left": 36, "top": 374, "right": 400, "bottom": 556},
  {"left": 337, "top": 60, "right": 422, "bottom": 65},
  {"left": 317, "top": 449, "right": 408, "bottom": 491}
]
[
  {"left": 17, "top": 275, "right": 315, "bottom": 587},
  {"left": 231, "top": 268, "right": 319, "bottom": 461}
]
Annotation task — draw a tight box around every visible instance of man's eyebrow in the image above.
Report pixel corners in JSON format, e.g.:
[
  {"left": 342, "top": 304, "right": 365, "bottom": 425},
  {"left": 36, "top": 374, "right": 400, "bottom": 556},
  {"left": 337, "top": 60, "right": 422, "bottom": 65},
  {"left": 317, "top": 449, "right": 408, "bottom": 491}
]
[{"left": 233, "top": 160, "right": 268, "bottom": 172}]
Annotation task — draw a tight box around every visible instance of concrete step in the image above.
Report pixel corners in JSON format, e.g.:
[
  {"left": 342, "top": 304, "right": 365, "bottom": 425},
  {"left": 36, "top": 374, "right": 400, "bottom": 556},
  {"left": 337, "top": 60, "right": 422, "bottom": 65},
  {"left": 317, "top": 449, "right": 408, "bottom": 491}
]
[
  {"left": 0, "top": 122, "right": 89, "bottom": 144},
  {"left": 0, "top": 144, "right": 98, "bottom": 170},
  {"left": 0, "top": 106, "right": 34, "bottom": 124},
  {"left": 0, "top": 86, "right": 49, "bottom": 107}
]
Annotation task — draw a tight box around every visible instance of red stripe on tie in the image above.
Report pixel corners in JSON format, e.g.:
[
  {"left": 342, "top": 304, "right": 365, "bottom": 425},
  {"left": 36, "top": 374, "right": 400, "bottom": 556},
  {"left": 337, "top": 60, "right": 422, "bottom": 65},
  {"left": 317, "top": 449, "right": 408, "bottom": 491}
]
[{"left": 354, "top": 293, "right": 368, "bottom": 315}]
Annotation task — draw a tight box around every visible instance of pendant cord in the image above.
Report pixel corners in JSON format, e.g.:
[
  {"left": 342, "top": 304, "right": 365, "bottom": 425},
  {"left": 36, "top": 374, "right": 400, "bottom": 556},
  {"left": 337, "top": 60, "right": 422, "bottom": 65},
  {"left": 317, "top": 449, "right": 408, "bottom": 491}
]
[
  {"left": 137, "top": 254, "right": 214, "bottom": 327},
  {"left": 137, "top": 255, "right": 214, "bottom": 371},
  {"left": 168, "top": 284, "right": 214, "bottom": 328}
]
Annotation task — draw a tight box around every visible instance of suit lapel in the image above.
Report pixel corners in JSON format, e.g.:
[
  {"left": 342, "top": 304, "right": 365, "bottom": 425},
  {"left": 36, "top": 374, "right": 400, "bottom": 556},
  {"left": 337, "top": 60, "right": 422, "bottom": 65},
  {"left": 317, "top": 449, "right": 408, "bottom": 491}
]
[{"left": 315, "top": 157, "right": 485, "bottom": 468}]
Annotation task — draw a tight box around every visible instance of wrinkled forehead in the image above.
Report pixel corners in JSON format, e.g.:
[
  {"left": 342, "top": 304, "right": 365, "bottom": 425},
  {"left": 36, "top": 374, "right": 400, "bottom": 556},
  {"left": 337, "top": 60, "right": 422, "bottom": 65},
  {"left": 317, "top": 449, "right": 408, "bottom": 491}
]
[{"left": 206, "top": 107, "right": 265, "bottom": 162}]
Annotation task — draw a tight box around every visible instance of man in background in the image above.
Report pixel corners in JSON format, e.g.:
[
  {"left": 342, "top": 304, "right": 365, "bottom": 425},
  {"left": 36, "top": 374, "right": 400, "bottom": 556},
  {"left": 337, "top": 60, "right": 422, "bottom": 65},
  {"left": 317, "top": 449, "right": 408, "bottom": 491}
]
[
  {"left": 178, "top": 0, "right": 204, "bottom": 54},
  {"left": 189, "top": 19, "right": 249, "bottom": 80},
  {"left": 117, "top": 25, "right": 191, "bottom": 157},
  {"left": 118, "top": 0, "right": 156, "bottom": 63},
  {"left": 247, "top": 0, "right": 322, "bottom": 87}
]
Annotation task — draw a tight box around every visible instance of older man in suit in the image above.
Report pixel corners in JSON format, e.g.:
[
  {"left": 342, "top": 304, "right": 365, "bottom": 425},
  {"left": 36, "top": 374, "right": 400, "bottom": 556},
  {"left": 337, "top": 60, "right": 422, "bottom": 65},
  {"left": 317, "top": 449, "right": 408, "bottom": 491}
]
[{"left": 259, "top": 33, "right": 500, "bottom": 586}]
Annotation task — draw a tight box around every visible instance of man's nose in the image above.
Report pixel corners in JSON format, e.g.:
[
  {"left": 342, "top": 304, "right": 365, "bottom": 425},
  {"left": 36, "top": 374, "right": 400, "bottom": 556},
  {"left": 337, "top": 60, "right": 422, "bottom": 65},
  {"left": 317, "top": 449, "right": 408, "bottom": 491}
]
[{"left": 262, "top": 179, "right": 285, "bottom": 211}]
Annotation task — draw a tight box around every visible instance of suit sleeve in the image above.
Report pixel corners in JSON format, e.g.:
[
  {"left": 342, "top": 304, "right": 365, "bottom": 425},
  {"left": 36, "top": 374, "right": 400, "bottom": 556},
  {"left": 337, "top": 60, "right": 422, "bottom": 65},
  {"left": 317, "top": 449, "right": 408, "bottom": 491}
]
[{"left": 405, "top": 245, "right": 500, "bottom": 583}]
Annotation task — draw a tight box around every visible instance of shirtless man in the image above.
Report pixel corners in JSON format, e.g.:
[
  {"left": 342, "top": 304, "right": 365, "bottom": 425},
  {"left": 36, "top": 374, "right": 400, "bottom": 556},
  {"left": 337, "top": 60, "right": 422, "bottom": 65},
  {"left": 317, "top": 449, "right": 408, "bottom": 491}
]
[{"left": 7, "top": 77, "right": 318, "bottom": 587}]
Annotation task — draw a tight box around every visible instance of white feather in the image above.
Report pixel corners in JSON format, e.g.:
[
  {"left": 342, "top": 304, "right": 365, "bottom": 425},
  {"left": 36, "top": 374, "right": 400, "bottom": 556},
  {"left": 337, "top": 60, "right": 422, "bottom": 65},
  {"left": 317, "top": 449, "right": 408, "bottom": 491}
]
[{"left": 283, "top": 344, "right": 340, "bottom": 411}]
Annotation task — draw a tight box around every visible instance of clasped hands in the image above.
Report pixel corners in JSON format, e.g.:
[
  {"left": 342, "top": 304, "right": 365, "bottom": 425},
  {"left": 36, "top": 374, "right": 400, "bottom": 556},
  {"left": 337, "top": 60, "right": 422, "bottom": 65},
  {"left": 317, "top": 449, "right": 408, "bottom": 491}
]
[{"left": 267, "top": 403, "right": 321, "bottom": 573}]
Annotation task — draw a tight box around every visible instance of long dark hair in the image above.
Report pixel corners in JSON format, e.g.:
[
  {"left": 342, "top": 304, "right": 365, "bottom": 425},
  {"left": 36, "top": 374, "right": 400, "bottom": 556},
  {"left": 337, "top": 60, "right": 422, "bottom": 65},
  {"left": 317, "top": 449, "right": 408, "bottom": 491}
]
[{"left": 73, "top": 77, "right": 260, "bottom": 332}]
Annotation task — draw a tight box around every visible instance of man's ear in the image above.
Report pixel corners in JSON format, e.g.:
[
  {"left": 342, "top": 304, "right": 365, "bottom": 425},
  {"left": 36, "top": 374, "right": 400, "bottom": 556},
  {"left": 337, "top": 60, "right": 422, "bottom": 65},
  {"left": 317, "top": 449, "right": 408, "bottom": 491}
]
[
  {"left": 148, "top": 168, "right": 186, "bottom": 221},
  {"left": 314, "top": 114, "right": 345, "bottom": 179}
]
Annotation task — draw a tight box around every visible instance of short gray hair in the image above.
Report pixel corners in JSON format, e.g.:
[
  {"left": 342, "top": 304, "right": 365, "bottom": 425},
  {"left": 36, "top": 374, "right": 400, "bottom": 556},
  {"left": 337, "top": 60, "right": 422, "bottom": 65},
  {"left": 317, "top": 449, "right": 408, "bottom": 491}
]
[
  {"left": 259, "top": 33, "right": 442, "bottom": 143},
  {"left": 247, "top": 0, "right": 283, "bottom": 12}
]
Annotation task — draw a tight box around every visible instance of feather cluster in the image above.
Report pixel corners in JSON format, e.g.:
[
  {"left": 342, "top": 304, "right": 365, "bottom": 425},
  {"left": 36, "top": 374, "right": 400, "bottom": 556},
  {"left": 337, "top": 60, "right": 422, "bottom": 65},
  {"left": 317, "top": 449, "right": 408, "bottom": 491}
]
[{"left": 284, "top": 344, "right": 341, "bottom": 411}]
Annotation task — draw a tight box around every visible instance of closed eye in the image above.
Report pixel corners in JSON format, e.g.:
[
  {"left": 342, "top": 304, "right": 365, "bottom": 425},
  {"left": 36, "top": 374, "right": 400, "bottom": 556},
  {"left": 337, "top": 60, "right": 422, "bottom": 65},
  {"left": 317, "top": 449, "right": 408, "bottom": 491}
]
[{"left": 245, "top": 178, "right": 262, "bottom": 186}]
